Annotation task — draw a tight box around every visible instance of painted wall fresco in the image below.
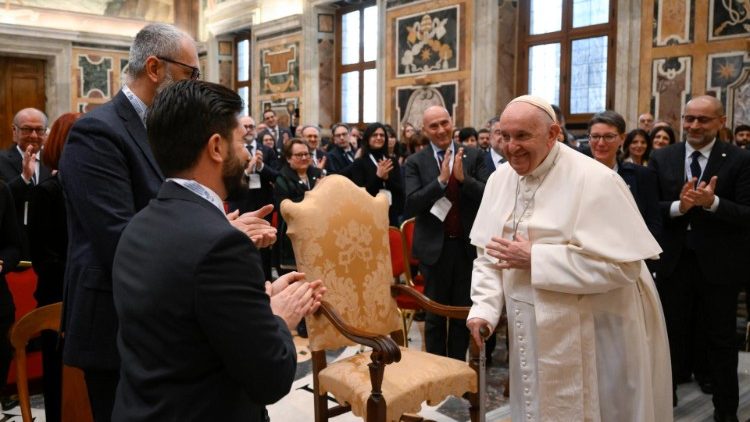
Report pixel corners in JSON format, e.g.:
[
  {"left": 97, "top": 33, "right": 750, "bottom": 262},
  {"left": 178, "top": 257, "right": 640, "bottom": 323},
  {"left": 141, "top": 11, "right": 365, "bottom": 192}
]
[
  {"left": 72, "top": 47, "right": 129, "bottom": 113},
  {"left": 653, "top": 0, "right": 694, "bottom": 45},
  {"left": 16, "top": 0, "right": 174, "bottom": 22},
  {"left": 259, "top": 42, "right": 299, "bottom": 95},
  {"left": 396, "top": 82, "right": 457, "bottom": 132},
  {"left": 651, "top": 56, "right": 692, "bottom": 130},
  {"left": 707, "top": 51, "right": 750, "bottom": 127},
  {"left": 260, "top": 97, "right": 298, "bottom": 129},
  {"left": 396, "top": 5, "right": 459, "bottom": 77}
]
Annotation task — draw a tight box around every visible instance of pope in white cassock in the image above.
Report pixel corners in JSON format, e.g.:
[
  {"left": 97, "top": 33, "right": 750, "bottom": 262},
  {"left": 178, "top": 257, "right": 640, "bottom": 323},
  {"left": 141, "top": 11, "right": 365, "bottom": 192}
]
[{"left": 466, "top": 95, "right": 672, "bottom": 421}]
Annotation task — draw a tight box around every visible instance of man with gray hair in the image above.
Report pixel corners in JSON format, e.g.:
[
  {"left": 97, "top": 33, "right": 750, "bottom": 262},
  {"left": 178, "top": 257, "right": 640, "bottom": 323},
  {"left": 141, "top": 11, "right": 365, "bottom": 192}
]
[
  {"left": 59, "top": 23, "right": 274, "bottom": 421},
  {"left": 467, "top": 95, "right": 672, "bottom": 421},
  {"left": 0, "top": 108, "right": 51, "bottom": 260},
  {"left": 301, "top": 124, "right": 327, "bottom": 171}
]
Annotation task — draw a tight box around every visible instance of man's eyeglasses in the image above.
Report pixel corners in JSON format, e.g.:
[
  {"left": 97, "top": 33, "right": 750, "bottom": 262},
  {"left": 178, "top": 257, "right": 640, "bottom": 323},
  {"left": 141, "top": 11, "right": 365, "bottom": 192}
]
[
  {"left": 588, "top": 133, "right": 620, "bottom": 143},
  {"left": 14, "top": 126, "right": 46, "bottom": 136},
  {"left": 243, "top": 124, "right": 255, "bottom": 130},
  {"left": 157, "top": 56, "right": 201, "bottom": 80},
  {"left": 682, "top": 115, "right": 719, "bottom": 124},
  {"left": 292, "top": 152, "right": 311, "bottom": 159}
]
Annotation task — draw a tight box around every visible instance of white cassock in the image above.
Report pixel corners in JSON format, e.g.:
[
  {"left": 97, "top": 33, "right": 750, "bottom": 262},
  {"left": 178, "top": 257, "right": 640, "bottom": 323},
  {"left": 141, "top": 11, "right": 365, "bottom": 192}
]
[{"left": 468, "top": 142, "right": 672, "bottom": 422}]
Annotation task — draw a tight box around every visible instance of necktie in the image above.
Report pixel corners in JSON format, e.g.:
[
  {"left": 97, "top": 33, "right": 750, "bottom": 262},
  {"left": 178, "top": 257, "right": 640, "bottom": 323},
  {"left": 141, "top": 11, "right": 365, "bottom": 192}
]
[
  {"left": 346, "top": 151, "right": 354, "bottom": 162},
  {"left": 437, "top": 150, "right": 445, "bottom": 166},
  {"left": 690, "top": 150, "right": 702, "bottom": 187}
]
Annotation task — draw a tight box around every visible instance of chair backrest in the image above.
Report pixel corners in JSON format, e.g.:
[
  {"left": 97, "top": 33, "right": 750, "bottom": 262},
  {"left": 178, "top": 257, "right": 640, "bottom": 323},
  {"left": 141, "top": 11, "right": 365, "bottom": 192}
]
[
  {"left": 281, "top": 175, "right": 402, "bottom": 352},
  {"left": 9, "top": 302, "right": 93, "bottom": 422},
  {"left": 388, "top": 226, "right": 406, "bottom": 280},
  {"left": 10, "top": 302, "right": 61, "bottom": 422},
  {"left": 400, "top": 218, "right": 419, "bottom": 267}
]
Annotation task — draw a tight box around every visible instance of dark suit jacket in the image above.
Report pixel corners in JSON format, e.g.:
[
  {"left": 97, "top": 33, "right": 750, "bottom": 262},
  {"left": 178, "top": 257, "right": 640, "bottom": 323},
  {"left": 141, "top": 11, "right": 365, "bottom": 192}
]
[
  {"left": 228, "top": 143, "right": 279, "bottom": 215},
  {"left": 0, "top": 146, "right": 52, "bottom": 259},
  {"left": 617, "top": 161, "right": 662, "bottom": 239},
  {"left": 403, "top": 142, "right": 489, "bottom": 265},
  {"left": 0, "top": 181, "right": 22, "bottom": 311},
  {"left": 483, "top": 150, "right": 506, "bottom": 172},
  {"left": 351, "top": 154, "right": 404, "bottom": 226},
  {"left": 28, "top": 175, "right": 67, "bottom": 306},
  {"left": 274, "top": 165, "right": 322, "bottom": 269},
  {"left": 112, "top": 181, "right": 296, "bottom": 422},
  {"left": 648, "top": 140, "right": 750, "bottom": 285},
  {"left": 58, "top": 90, "right": 164, "bottom": 370},
  {"left": 326, "top": 145, "right": 356, "bottom": 178}
]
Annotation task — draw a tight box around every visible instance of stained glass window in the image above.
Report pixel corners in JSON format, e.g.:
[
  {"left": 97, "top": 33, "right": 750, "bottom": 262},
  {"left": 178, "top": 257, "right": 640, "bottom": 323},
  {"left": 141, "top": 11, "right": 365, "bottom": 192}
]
[
  {"left": 337, "top": 2, "right": 378, "bottom": 125},
  {"left": 530, "top": 0, "right": 562, "bottom": 35},
  {"left": 341, "top": 71, "right": 359, "bottom": 123},
  {"left": 529, "top": 43, "right": 561, "bottom": 106},
  {"left": 237, "top": 39, "right": 249, "bottom": 82},
  {"left": 573, "top": 0, "right": 609, "bottom": 28},
  {"left": 342, "top": 11, "right": 360, "bottom": 66},
  {"left": 363, "top": 6, "right": 378, "bottom": 62}
]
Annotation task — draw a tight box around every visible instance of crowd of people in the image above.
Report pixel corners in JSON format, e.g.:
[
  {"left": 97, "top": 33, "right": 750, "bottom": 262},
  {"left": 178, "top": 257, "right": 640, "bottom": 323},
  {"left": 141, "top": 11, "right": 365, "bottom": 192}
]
[{"left": 0, "top": 20, "right": 749, "bottom": 422}]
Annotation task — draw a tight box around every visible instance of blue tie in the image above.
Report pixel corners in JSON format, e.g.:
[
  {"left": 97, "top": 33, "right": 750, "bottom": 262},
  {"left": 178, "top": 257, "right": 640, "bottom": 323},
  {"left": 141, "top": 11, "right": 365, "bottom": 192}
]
[
  {"left": 690, "top": 150, "right": 702, "bottom": 187},
  {"left": 437, "top": 150, "right": 446, "bottom": 166}
]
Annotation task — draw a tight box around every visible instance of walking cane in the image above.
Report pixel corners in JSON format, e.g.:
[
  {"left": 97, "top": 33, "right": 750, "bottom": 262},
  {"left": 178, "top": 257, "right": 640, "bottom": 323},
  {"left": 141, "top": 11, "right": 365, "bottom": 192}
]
[{"left": 478, "top": 325, "right": 490, "bottom": 422}]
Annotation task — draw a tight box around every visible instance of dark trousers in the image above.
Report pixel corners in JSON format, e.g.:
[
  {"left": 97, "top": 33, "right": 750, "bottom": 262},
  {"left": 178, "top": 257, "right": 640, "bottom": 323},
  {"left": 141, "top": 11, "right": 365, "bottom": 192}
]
[
  {"left": 657, "top": 249, "right": 739, "bottom": 414},
  {"left": 0, "top": 283, "right": 15, "bottom": 396},
  {"left": 84, "top": 369, "right": 119, "bottom": 422},
  {"left": 41, "top": 330, "right": 62, "bottom": 422},
  {"left": 421, "top": 238, "right": 473, "bottom": 361}
]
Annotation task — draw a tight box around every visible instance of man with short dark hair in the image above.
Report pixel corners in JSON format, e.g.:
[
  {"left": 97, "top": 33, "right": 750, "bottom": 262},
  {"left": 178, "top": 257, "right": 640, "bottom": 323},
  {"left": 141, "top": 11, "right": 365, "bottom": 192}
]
[
  {"left": 301, "top": 125, "right": 327, "bottom": 171},
  {"left": 734, "top": 124, "right": 750, "bottom": 148},
  {"left": 649, "top": 95, "right": 750, "bottom": 422},
  {"left": 112, "top": 80, "right": 322, "bottom": 422},
  {"left": 0, "top": 108, "right": 52, "bottom": 260},
  {"left": 261, "top": 109, "right": 292, "bottom": 155},
  {"left": 325, "top": 123, "right": 355, "bottom": 177},
  {"left": 477, "top": 128, "right": 490, "bottom": 152}
]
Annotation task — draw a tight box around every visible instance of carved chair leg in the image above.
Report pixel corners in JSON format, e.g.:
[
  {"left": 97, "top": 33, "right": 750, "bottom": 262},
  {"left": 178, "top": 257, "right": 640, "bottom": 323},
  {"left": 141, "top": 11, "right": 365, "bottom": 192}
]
[
  {"left": 312, "top": 351, "right": 329, "bottom": 422},
  {"left": 366, "top": 359, "right": 387, "bottom": 422}
]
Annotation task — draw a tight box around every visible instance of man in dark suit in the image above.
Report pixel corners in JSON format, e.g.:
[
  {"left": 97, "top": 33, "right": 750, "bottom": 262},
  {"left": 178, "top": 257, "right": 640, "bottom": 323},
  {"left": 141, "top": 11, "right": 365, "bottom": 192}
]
[
  {"left": 261, "top": 109, "right": 292, "bottom": 156},
  {"left": 301, "top": 125, "right": 328, "bottom": 172},
  {"left": 58, "top": 23, "right": 200, "bottom": 421},
  {"left": 112, "top": 80, "right": 322, "bottom": 422},
  {"left": 227, "top": 115, "right": 279, "bottom": 280},
  {"left": 325, "top": 123, "right": 356, "bottom": 177},
  {"left": 403, "top": 106, "right": 489, "bottom": 360},
  {"left": 649, "top": 95, "right": 750, "bottom": 422},
  {"left": 60, "top": 23, "right": 275, "bottom": 422},
  {"left": 0, "top": 108, "right": 52, "bottom": 260},
  {"left": 484, "top": 118, "right": 506, "bottom": 172}
]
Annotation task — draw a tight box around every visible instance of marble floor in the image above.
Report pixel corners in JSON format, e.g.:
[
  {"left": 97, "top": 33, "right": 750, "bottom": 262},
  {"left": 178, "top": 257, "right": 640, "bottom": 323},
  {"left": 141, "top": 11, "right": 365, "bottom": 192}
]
[{"left": 8, "top": 322, "right": 750, "bottom": 422}]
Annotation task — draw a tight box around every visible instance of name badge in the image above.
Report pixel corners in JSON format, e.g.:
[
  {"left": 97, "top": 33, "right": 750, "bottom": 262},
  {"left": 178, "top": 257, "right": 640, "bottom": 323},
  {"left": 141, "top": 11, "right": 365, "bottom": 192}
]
[
  {"left": 430, "top": 197, "right": 452, "bottom": 222},
  {"left": 248, "top": 174, "right": 262, "bottom": 189}
]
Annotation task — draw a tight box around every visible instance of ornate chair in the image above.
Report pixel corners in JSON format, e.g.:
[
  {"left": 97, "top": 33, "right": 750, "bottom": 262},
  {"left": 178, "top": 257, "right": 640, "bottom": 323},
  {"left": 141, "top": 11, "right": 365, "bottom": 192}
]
[
  {"left": 9, "top": 302, "right": 94, "bottom": 422},
  {"left": 281, "top": 175, "right": 483, "bottom": 422}
]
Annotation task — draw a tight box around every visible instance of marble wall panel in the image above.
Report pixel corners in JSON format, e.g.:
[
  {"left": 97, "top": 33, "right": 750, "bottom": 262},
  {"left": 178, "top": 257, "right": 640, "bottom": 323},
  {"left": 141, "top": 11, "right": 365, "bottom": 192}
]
[
  {"left": 496, "top": 0, "right": 516, "bottom": 114},
  {"left": 395, "top": 81, "right": 457, "bottom": 132},
  {"left": 707, "top": 51, "right": 750, "bottom": 127},
  {"left": 653, "top": 0, "right": 694, "bottom": 46},
  {"left": 395, "top": 5, "right": 459, "bottom": 77},
  {"left": 72, "top": 47, "right": 129, "bottom": 113},
  {"left": 709, "top": 0, "right": 750, "bottom": 40},
  {"left": 318, "top": 38, "right": 335, "bottom": 128},
  {"left": 651, "top": 56, "right": 692, "bottom": 130},
  {"left": 260, "top": 42, "right": 299, "bottom": 95}
]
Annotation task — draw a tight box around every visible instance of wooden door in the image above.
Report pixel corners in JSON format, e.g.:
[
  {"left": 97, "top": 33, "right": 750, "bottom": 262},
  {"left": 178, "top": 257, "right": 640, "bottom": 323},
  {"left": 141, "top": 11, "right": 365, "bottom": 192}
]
[{"left": 0, "top": 57, "right": 46, "bottom": 150}]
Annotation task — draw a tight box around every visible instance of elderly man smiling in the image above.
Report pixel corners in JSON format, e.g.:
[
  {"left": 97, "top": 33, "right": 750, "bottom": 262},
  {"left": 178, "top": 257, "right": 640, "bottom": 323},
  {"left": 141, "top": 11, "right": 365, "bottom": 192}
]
[{"left": 466, "top": 95, "right": 672, "bottom": 421}]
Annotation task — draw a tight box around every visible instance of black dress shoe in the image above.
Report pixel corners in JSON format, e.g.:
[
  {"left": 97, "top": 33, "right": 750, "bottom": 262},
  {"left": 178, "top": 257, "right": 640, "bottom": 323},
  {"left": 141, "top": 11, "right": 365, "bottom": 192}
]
[
  {"left": 712, "top": 409, "right": 738, "bottom": 422},
  {"left": 0, "top": 397, "right": 18, "bottom": 411},
  {"left": 699, "top": 381, "right": 714, "bottom": 394},
  {"left": 672, "top": 390, "right": 678, "bottom": 407}
]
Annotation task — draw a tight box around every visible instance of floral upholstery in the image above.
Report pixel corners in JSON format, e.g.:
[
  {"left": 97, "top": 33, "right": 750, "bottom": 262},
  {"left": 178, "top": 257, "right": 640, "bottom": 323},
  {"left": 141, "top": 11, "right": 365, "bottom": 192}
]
[
  {"left": 280, "top": 175, "right": 403, "bottom": 351},
  {"left": 281, "top": 175, "right": 477, "bottom": 421},
  {"left": 318, "top": 347, "right": 477, "bottom": 422}
]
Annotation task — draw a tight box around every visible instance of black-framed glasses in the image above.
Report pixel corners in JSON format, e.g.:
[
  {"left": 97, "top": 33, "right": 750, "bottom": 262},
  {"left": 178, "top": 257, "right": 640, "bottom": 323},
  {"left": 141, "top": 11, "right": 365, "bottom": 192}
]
[
  {"left": 292, "top": 152, "right": 311, "bottom": 159},
  {"left": 157, "top": 56, "right": 200, "bottom": 80},
  {"left": 682, "top": 115, "right": 719, "bottom": 124},
  {"left": 13, "top": 125, "right": 46, "bottom": 136},
  {"left": 588, "top": 133, "right": 620, "bottom": 143}
]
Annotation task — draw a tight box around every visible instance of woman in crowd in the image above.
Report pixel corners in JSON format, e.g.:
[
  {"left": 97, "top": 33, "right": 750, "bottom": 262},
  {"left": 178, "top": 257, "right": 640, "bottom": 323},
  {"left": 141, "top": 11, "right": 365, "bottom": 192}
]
[
  {"left": 274, "top": 138, "right": 323, "bottom": 275},
  {"left": 622, "top": 128, "right": 652, "bottom": 166},
  {"left": 261, "top": 131, "right": 276, "bottom": 150},
  {"left": 351, "top": 123, "right": 404, "bottom": 226},
  {"left": 28, "top": 112, "right": 79, "bottom": 422},
  {"left": 459, "top": 127, "right": 478, "bottom": 148},
  {"left": 401, "top": 122, "right": 416, "bottom": 145},
  {"left": 650, "top": 125, "right": 676, "bottom": 150},
  {"left": 384, "top": 124, "right": 405, "bottom": 165}
]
